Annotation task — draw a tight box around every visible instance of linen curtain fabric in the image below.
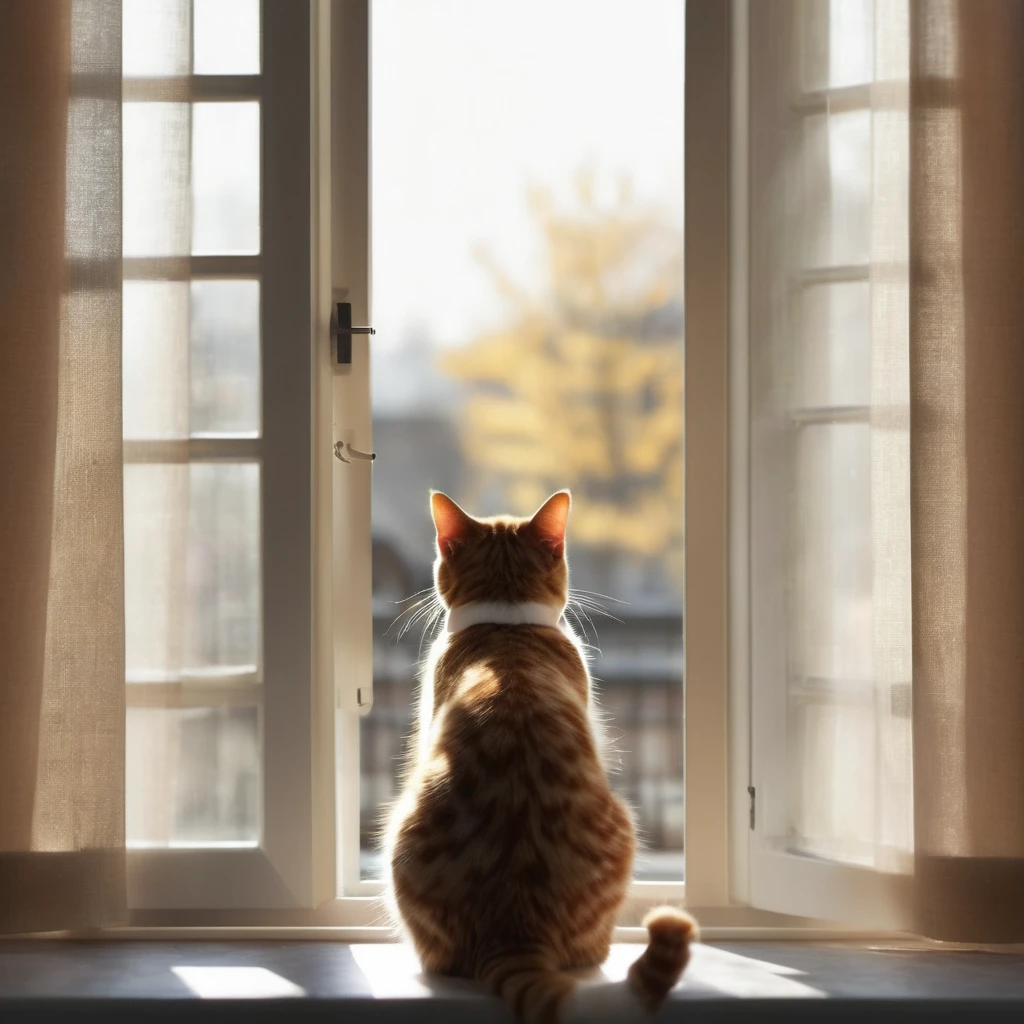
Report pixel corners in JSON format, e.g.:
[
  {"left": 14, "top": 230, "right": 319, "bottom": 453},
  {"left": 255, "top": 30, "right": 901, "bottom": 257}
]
[
  {"left": 0, "top": 0, "right": 126, "bottom": 932},
  {"left": 909, "top": 0, "right": 1024, "bottom": 942},
  {"left": 751, "top": 0, "right": 1024, "bottom": 942}
]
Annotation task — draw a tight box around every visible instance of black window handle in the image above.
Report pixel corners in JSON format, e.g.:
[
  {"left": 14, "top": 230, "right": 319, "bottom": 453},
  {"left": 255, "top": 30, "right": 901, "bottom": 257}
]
[{"left": 331, "top": 301, "right": 375, "bottom": 365}]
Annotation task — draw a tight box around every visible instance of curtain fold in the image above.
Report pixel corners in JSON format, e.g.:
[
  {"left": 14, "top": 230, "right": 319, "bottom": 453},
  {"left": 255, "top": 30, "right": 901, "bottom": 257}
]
[
  {"left": 0, "top": 0, "right": 126, "bottom": 933},
  {"left": 909, "top": 0, "right": 1024, "bottom": 942}
]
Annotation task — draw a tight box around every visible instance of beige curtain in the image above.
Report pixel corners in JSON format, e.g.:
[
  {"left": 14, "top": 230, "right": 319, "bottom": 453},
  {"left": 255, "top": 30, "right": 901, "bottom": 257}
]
[
  {"left": 0, "top": 0, "right": 126, "bottom": 932},
  {"left": 910, "top": 0, "right": 1024, "bottom": 942},
  {"left": 751, "top": 0, "right": 1024, "bottom": 941}
]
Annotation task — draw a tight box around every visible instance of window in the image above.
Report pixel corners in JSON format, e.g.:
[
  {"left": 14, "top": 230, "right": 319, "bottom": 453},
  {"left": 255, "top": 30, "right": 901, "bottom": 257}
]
[
  {"left": 358, "top": 0, "right": 685, "bottom": 887},
  {"left": 746, "top": 0, "right": 913, "bottom": 926},
  {"left": 118, "top": 0, "right": 910, "bottom": 933},
  {"left": 122, "top": 0, "right": 317, "bottom": 909}
]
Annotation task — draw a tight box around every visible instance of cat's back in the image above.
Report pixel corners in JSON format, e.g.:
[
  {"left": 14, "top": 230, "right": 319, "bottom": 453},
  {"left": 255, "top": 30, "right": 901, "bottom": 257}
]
[{"left": 390, "top": 623, "right": 634, "bottom": 972}]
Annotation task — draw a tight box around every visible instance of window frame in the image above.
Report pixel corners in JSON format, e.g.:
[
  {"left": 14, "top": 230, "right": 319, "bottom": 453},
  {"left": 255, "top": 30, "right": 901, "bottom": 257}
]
[
  {"left": 122, "top": 0, "right": 911, "bottom": 938},
  {"left": 328, "top": 0, "right": 693, "bottom": 916},
  {"left": 126, "top": 0, "right": 319, "bottom": 911},
  {"left": 742, "top": 0, "right": 913, "bottom": 928}
]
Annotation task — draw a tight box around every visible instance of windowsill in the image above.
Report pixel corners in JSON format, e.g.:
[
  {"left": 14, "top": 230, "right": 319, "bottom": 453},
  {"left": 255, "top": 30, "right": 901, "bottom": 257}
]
[{"left": 1, "top": 939, "right": 1023, "bottom": 1022}]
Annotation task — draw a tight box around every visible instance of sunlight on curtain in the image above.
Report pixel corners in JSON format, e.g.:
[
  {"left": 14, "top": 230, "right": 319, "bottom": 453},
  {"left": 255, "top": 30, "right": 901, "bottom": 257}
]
[
  {"left": 910, "top": 0, "right": 1024, "bottom": 942},
  {"left": 0, "top": 0, "right": 125, "bottom": 933}
]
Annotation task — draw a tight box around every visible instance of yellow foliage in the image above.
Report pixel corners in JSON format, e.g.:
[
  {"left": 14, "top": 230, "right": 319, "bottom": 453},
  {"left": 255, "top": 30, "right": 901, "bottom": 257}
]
[{"left": 440, "top": 176, "right": 684, "bottom": 586}]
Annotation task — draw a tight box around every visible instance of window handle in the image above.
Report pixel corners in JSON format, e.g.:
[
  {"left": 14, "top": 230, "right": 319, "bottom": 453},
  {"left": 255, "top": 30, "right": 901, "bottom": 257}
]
[
  {"left": 333, "top": 441, "right": 375, "bottom": 463},
  {"left": 331, "top": 301, "right": 375, "bottom": 365}
]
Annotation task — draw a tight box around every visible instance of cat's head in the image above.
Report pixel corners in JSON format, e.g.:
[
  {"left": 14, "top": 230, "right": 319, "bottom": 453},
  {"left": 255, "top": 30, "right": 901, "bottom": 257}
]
[{"left": 429, "top": 490, "right": 571, "bottom": 610}]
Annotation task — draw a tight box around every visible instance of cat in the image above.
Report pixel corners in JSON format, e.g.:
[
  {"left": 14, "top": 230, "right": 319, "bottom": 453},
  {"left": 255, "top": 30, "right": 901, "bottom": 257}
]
[{"left": 384, "top": 489, "right": 696, "bottom": 1023}]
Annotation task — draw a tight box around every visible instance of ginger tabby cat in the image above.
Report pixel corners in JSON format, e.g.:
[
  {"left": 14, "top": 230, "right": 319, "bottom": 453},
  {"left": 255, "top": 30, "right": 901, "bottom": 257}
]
[{"left": 385, "top": 490, "right": 696, "bottom": 1022}]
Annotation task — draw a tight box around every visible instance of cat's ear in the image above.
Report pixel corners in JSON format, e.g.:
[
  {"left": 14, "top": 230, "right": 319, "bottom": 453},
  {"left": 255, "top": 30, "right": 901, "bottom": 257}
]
[
  {"left": 526, "top": 490, "right": 571, "bottom": 558},
  {"left": 431, "top": 491, "right": 477, "bottom": 558}
]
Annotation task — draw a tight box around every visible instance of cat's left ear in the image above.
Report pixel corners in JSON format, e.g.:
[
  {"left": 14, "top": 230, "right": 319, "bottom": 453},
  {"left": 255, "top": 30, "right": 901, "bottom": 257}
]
[
  {"left": 526, "top": 490, "right": 571, "bottom": 558},
  {"left": 431, "top": 491, "right": 478, "bottom": 558}
]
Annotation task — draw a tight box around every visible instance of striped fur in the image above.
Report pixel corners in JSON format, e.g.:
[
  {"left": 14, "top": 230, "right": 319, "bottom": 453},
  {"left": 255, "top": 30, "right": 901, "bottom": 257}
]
[{"left": 384, "top": 491, "right": 696, "bottom": 1022}]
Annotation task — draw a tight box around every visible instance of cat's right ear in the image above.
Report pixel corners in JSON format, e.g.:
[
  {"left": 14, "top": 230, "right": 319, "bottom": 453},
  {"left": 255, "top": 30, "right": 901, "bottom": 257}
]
[{"left": 430, "top": 492, "right": 477, "bottom": 558}]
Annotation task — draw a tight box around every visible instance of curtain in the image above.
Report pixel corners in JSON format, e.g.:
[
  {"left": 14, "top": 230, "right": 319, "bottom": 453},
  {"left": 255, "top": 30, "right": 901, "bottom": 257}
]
[
  {"left": 0, "top": 0, "right": 126, "bottom": 932},
  {"left": 910, "top": 0, "right": 1024, "bottom": 942},
  {"left": 751, "top": 0, "right": 1024, "bottom": 942}
]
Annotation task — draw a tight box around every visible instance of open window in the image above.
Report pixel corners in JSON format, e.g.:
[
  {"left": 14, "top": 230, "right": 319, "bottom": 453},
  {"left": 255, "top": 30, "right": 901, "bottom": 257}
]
[
  {"left": 122, "top": 0, "right": 319, "bottom": 909},
  {"left": 331, "top": 0, "right": 688, "bottom": 907},
  {"left": 744, "top": 0, "right": 913, "bottom": 927},
  {"left": 118, "top": 0, "right": 915, "bottom": 933}
]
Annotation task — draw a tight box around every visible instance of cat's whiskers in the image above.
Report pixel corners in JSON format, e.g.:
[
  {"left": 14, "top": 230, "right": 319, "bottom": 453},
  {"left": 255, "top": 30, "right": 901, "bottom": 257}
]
[
  {"left": 385, "top": 598, "right": 432, "bottom": 634},
  {"left": 392, "top": 593, "right": 443, "bottom": 641},
  {"left": 397, "top": 602, "right": 438, "bottom": 641}
]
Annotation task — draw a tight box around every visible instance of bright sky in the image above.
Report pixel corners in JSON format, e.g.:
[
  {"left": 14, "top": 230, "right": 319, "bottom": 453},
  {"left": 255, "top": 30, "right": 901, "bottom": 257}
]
[{"left": 370, "top": 0, "right": 685, "bottom": 411}]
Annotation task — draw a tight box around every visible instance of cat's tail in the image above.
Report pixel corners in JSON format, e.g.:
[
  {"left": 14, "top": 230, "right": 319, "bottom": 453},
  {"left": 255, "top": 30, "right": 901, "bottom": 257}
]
[
  {"left": 625, "top": 906, "right": 698, "bottom": 1011},
  {"left": 479, "top": 907, "right": 698, "bottom": 1023},
  {"left": 478, "top": 951, "right": 576, "bottom": 1024}
]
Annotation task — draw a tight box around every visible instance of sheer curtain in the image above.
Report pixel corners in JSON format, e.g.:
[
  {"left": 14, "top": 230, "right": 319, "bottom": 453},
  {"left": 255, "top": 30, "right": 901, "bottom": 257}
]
[
  {"left": 751, "top": 0, "right": 1024, "bottom": 941},
  {"left": 0, "top": 0, "right": 126, "bottom": 932},
  {"left": 120, "top": 0, "right": 196, "bottom": 847}
]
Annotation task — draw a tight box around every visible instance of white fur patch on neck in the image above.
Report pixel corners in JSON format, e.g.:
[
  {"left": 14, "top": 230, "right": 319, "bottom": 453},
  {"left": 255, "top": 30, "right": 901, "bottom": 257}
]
[{"left": 445, "top": 601, "right": 564, "bottom": 634}]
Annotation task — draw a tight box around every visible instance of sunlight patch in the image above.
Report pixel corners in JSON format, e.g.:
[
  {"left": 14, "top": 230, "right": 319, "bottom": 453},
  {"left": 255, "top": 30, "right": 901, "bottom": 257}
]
[{"left": 171, "top": 966, "right": 305, "bottom": 999}]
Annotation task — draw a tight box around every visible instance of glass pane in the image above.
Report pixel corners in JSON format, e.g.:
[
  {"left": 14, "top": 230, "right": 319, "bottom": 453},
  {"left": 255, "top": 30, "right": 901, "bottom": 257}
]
[
  {"left": 363, "top": 0, "right": 685, "bottom": 882},
  {"left": 191, "top": 280, "right": 261, "bottom": 436},
  {"left": 194, "top": 0, "right": 261, "bottom": 75},
  {"left": 124, "top": 462, "right": 261, "bottom": 680},
  {"left": 122, "top": 281, "right": 261, "bottom": 438},
  {"left": 794, "top": 282, "right": 871, "bottom": 409},
  {"left": 792, "top": 424, "right": 872, "bottom": 685},
  {"left": 123, "top": 280, "right": 191, "bottom": 440},
  {"left": 192, "top": 102, "right": 260, "bottom": 255},
  {"left": 123, "top": 102, "right": 191, "bottom": 258},
  {"left": 800, "top": 110, "right": 871, "bottom": 268},
  {"left": 800, "top": 0, "right": 874, "bottom": 93},
  {"left": 127, "top": 706, "right": 260, "bottom": 846},
  {"left": 787, "top": 424, "right": 876, "bottom": 862},
  {"left": 122, "top": 0, "right": 190, "bottom": 78}
]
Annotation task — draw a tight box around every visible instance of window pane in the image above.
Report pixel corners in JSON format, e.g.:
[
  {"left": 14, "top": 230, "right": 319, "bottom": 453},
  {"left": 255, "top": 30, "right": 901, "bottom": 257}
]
[
  {"left": 123, "top": 102, "right": 191, "bottom": 258},
  {"left": 127, "top": 706, "right": 260, "bottom": 846},
  {"left": 193, "top": 0, "right": 261, "bottom": 75},
  {"left": 794, "top": 282, "right": 871, "bottom": 409},
  {"left": 800, "top": 110, "right": 871, "bottom": 268},
  {"left": 124, "top": 462, "right": 261, "bottom": 680},
  {"left": 799, "top": 0, "right": 874, "bottom": 93},
  {"left": 363, "top": 0, "right": 685, "bottom": 882},
  {"left": 122, "top": 0, "right": 190, "bottom": 78},
  {"left": 191, "top": 280, "right": 261, "bottom": 436},
  {"left": 122, "top": 281, "right": 261, "bottom": 439},
  {"left": 192, "top": 102, "right": 260, "bottom": 255},
  {"left": 792, "top": 423, "right": 873, "bottom": 684},
  {"left": 123, "top": 281, "right": 191, "bottom": 440}
]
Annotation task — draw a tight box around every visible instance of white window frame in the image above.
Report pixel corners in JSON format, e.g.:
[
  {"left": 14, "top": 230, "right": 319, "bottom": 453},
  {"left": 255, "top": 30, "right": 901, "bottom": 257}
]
[
  {"left": 121, "top": 0, "right": 911, "bottom": 939},
  {"left": 741, "top": 0, "right": 913, "bottom": 929},
  {"left": 126, "top": 0, "right": 321, "bottom": 912},
  {"left": 327, "top": 0, "right": 693, "bottom": 920}
]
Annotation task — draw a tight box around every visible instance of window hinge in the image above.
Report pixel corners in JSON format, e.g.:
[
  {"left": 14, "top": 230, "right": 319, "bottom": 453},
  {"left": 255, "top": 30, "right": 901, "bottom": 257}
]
[{"left": 748, "top": 785, "right": 756, "bottom": 830}]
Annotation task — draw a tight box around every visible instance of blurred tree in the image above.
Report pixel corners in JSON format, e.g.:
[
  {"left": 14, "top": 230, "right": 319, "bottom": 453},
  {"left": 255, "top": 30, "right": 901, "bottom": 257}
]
[{"left": 439, "top": 173, "right": 684, "bottom": 587}]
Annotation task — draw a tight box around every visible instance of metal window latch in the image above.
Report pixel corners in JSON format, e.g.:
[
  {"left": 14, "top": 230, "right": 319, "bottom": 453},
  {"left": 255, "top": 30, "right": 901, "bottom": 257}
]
[
  {"left": 331, "top": 301, "right": 375, "bottom": 365},
  {"left": 333, "top": 441, "right": 375, "bottom": 463}
]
